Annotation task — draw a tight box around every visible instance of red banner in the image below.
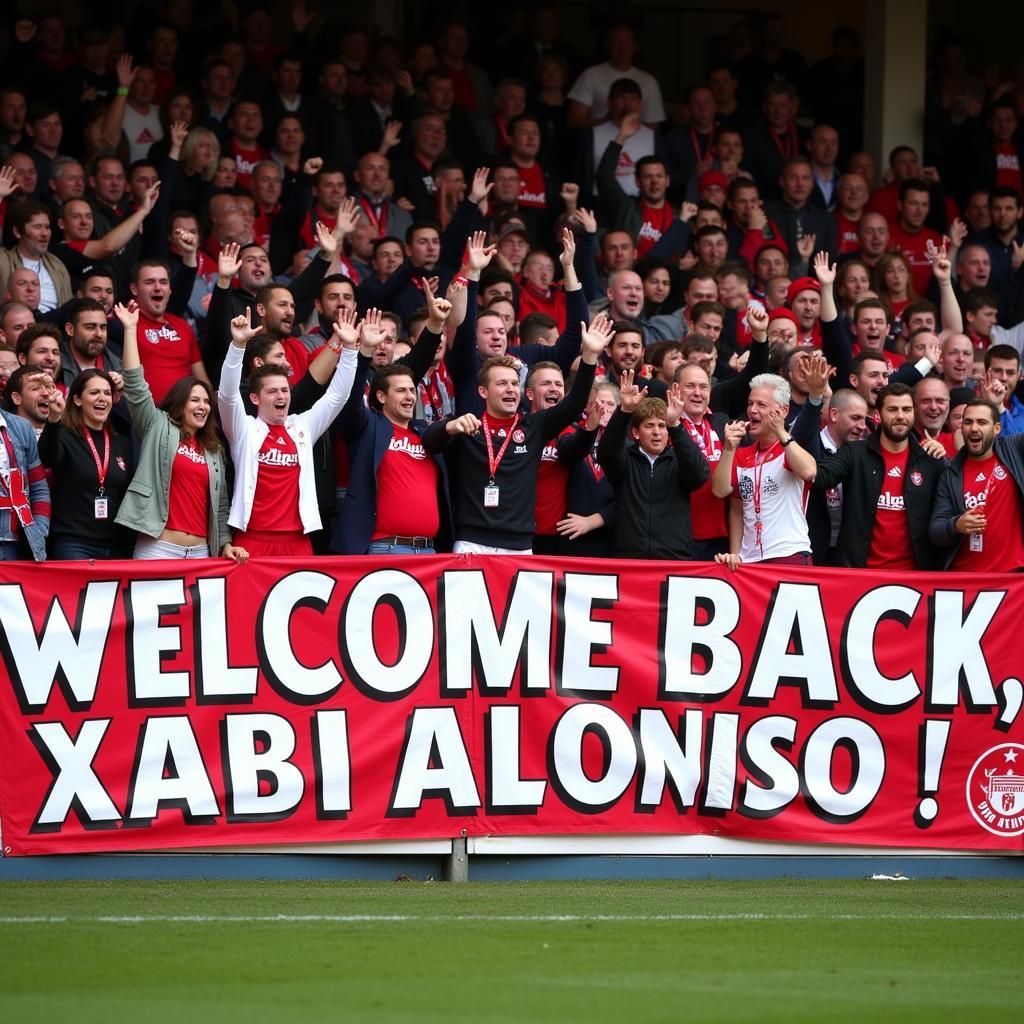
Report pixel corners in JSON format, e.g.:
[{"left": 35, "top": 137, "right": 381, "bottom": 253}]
[{"left": 0, "top": 556, "right": 1022, "bottom": 856}]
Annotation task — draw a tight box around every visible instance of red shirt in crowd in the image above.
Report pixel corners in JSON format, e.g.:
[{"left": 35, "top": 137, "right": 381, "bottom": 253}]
[
  {"left": 228, "top": 141, "right": 269, "bottom": 193},
  {"left": 636, "top": 202, "right": 675, "bottom": 258},
  {"left": 888, "top": 223, "right": 942, "bottom": 296},
  {"left": 518, "top": 282, "right": 567, "bottom": 333},
  {"left": 953, "top": 454, "right": 1024, "bottom": 572},
  {"left": 248, "top": 424, "right": 302, "bottom": 532},
  {"left": 866, "top": 445, "right": 916, "bottom": 570},
  {"left": 994, "top": 143, "right": 1023, "bottom": 194},
  {"left": 136, "top": 312, "right": 203, "bottom": 404},
  {"left": 834, "top": 211, "right": 861, "bottom": 254},
  {"left": 372, "top": 426, "right": 440, "bottom": 540},
  {"left": 164, "top": 438, "right": 209, "bottom": 538},
  {"left": 517, "top": 163, "right": 547, "bottom": 209},
  {"left": 534, "top": 427, "right": 574, "bottom": 536}
]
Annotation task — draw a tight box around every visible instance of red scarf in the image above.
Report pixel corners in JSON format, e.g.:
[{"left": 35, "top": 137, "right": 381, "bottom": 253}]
[{"left": 0, "top": 425, "right": 33, "bottom": 532}]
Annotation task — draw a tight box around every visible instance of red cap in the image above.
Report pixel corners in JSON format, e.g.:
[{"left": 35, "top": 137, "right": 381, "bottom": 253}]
[
  {"left": 698, "top": 170, "right": 729, "bottom": 192},
  {"left": 767, "top": 307, "right": 799, "bottom": 327},
  {"left": 786, "top": 276, "right": 820, "bottom": 304}
]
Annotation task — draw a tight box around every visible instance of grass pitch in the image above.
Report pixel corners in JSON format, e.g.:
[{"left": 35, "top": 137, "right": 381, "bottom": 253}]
[{"left": 0, "top": 878, "right": 1019, "bottom": 1023}]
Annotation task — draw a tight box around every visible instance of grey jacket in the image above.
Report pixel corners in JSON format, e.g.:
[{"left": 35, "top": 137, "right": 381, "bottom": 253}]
[{"left": 114, "top": 365, "right": 231, "bottom": 553}]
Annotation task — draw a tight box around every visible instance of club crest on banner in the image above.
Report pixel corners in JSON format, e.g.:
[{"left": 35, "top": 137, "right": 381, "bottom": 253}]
[{"left": 966, "top": 743, "right": 1024, "bottom": 836}]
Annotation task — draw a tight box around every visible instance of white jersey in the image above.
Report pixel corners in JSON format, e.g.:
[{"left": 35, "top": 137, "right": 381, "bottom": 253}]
[{"left": 731, "top": 441, "right": 810, "bottom": 562}]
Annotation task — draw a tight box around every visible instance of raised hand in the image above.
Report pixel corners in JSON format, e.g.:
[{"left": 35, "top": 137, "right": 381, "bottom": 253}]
[
  {"left": 468, "top": 167, "right": 492, "bottom": 205},
  {"left": 747, "top": 206, "right": 767, "bottom": 232},
  {"left": 302, "top": 156, "right": 324, "bottom": 177},
  {"left": 170, "top": 120, "right": 189, "bottom": 150},
  {"left": 174, "top": 226, "right": 198, "bottom": 254},
  {"left": 747, "top": 303, "right": 769, "bottom": 338},
  {"left": 723, "top": 420, "right": 749, "bottom": 450},
  {"left": 923, "top": 333, "right": 942, "bottom": 366},
  {"left": 332, "top": 306, "right": 360, "bottom": 349},
  {"left": 424, "top": 279, "right": 452, "bottom": 328},
  {"left": 665, "top": 381, "right": 685, "bottom": 427},
  {"left": 113, "top": 301, "right": 139, "bottom": 328},
  {"left": 0, "top": 165, "right": 18, "bottom": 201},
  {"left": 334, "top": 196, "right": 359, "bottom": 238},
  {"left": 617, "top": 111, "right": 641, "bottom": 142},
  {"left": 380, "top": 120, "right": 402, "bottom": 154},
  {"left": 618, "top": 369, "right": 647, "bottom": 413},
  {"left": 559, "top": 226, "right": 576, "bottom": 269},
  {"left": 140, "top": 181, "right": 161, "bottom": 213},
  {"left": 580, "top": 314, "right": 615, "bottom": 357},
  {"left": 45, "top": 382, "right": 66, "bottom": 423},
  {"left": 978, "top": 369, "right": 1008, "bottom": 405},
  {"left": 680, "top": 201, "right": 698, "bottom": 223},
  {"left": 796, "top": 233, "right": 817, "bottom": 261},
  {"left": 116, "top": 53, "right": 136, "bottom": 89},
  {"left": 466, "top": 230, "right": 496, "bottom": 273},
  {"left": 948, "top": 217, "right": 967, "bottom": 249},
  {"left": 803, "top": 350, "right": 831, "bottom": 399},
  {"left": 560, "top": 182, "right": 580, "bottom": 210},
  {"left": 230, "top": 307, "right": 263, "bottom": 348},
  {"left": 218, "top": 242, "right": 242, "bottom": 281},
  {"left": 446, "top": 413, "right": 481, "bottom": 436},
  {"left": 584, "top": 401, "right": 601, "bottom": 431},
  {"left": 315, "top": 219, "right": 339, "bottom": 257},
  {"left": 571, "top": 206, "right": 597, "bottom": 234},
  {"left": 359, "top": 307, "right": 386, "bottom": 351},
  {"left": 929, "top": 238, "right": 952, "bottom": 284},
  {"left": 107, "top": 370, "right": 124, "bottom": 400},
  {"left": 813, "top": 251, "right": 836, "bottom": 286}
]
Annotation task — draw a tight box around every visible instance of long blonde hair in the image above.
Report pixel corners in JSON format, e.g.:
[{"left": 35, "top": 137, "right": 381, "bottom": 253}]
[{"left": 180, "top": 127, "right": 220, "bottom": 181}]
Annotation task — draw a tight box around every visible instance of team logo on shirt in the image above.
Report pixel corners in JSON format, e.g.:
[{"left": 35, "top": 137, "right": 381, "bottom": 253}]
[
  {"left": 143, "top": 325, "right": 182, "bottom": 345},
  {"left": 966, "top": 744, "right": 1024, "bottom": 836},
  {"left": 176, "top": 442, "right": 206, "bottom": 465},
  {"left": 994, "top": 465, "right": 1007, "bottom": 481},
  {"left": 877, "top": 492, "right": 905, "bottom": 510},
  {"left": 513, "top": 429, "right": 525, "bottom": 443},
  {"left": 257, "top": 448, "right": 299, "bottom": 467},
  {"left": 975, "top": 471, "right": 987, "bottom": 483},
  {"left": 541, "top": 443, "right": 558, "bottom": 463},
  {"left": 388, "top": 435, "right": 427, "bottom": 460},
  {"left": 738, "top": 477, "right": 753, "bottom": 501},
  {"left": 887, "top": 466, "right": 903, "bottom": 478},
  {"left": 910, "top": 470, "right": 923, "bottom": 486}
]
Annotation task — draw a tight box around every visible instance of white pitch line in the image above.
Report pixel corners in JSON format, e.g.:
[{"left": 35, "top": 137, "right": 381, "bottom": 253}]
[{"left": 0, "top": 912, "right": 1020, "bottom": 924}]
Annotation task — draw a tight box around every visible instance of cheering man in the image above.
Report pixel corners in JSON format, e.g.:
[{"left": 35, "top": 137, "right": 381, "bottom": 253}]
[
  {"left": 423, "top": 317, "right": 613, "bottom": 554},
  {"left": 710, "top": 373, "right": 818, "bottom": 566},
  {"left": 218, "top": 307, "right": 358, "bottom": 557},
  {"left": 812, "top": 383, "right": 946, "bottom": 570},
  {"left": 930, "top": 398, "right": 1024, "bottom": 571}
]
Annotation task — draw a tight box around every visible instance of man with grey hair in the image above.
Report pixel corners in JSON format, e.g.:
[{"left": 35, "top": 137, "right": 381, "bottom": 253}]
[
  {"left": 710, "top": 371, "right": 818, "bottom": 566},
  {"left": 47, "top": 156, "right": 85, "bottom": 206}
]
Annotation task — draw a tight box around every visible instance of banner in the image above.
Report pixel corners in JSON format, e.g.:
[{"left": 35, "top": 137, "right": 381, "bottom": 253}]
[{"left": 0, "top": 556, "right": 1021, "bottom": 856}]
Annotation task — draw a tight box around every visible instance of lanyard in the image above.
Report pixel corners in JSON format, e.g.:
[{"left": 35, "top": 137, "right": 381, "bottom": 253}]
[
  {"left": 690, "top": 127, "right": 712, "bottom": 163},
  {"left": 85, "top": 428, "right": 111, "bottom": 495},
  {"left": 482, "top": 413, "right": 519, "bottom": 485},
  {"left": 751, "top": 441, "right": 781, "bottom": 552},
  {"left": 769, "top": 125, "right": 797, "bottom": 160},
  {"left": 359, "top": 196, "right": 388, "bottom": 235}
]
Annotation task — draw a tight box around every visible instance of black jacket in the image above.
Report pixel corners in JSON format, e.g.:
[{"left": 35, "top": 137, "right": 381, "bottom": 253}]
[
  {"left": 812, "top": 431, "right": 946, "bottom": 570},
  {"left": 929, "top": 434, "right": 1024, "bottom": 568},
  {"left": 596, "top": 408, "right": 709, "bottom": 560}
]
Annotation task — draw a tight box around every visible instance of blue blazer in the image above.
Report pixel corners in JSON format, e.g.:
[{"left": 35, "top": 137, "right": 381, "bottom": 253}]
[{"left": 329, "top": 356, "right": 453, "bottom": 554}]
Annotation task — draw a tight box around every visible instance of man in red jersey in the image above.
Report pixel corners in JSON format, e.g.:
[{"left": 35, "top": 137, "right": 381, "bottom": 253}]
[
  {"left": 130, "top": 259, "right": 209, "bottom": 403},
  {"left": 931, "top": 398, "right": 1024, "bottom": 571}
]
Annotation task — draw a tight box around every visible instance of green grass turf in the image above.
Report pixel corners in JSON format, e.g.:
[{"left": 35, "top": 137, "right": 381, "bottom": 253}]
[{"left": 0, "top": 879, "right": 1019, "bottom": 1023}]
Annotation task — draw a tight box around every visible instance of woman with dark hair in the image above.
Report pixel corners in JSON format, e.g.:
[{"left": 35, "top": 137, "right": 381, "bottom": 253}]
[
  {"left": 39, "top": 368, "right": 135, "bottom": 560},
  {"left": 112, "top": 302, "right": 246, "bottom": 562}
]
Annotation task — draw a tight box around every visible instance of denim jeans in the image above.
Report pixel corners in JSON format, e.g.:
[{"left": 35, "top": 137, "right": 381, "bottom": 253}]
[
  {"left": 367, "top": 542, "right": 436, "bottom": 555},
  {"left": 50, "top": 540, "right": 128, "bottom": 561}
]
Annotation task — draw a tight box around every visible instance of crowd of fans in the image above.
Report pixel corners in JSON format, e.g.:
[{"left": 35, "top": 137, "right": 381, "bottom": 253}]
[{"left": 0, "top": 6, "right": 1022, "bottom": 572}]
